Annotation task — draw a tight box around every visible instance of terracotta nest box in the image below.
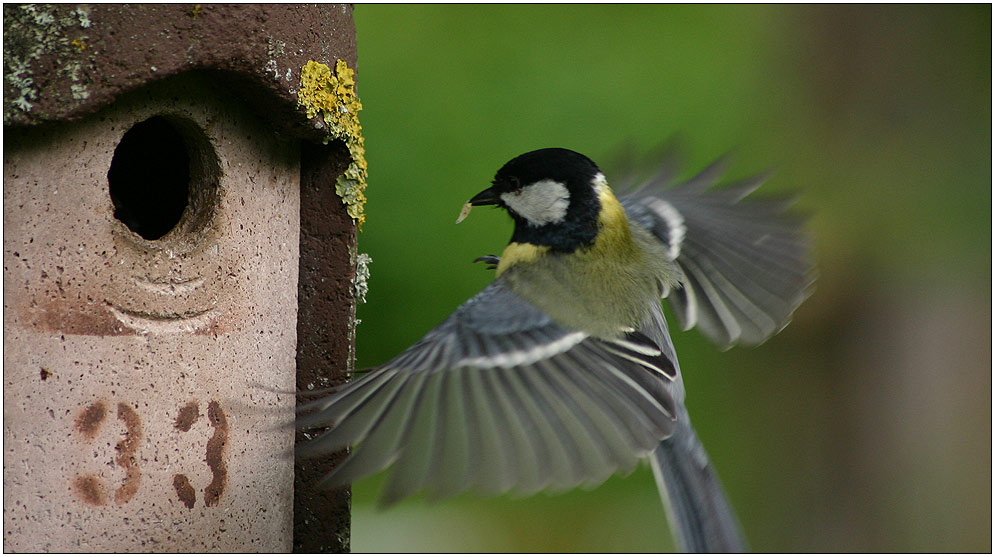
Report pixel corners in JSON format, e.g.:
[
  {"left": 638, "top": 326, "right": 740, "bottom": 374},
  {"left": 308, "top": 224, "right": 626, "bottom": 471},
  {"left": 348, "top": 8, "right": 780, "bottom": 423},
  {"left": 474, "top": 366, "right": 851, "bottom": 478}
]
[{"left": 3, "top": 5, "right": 359, "bottom": 552}]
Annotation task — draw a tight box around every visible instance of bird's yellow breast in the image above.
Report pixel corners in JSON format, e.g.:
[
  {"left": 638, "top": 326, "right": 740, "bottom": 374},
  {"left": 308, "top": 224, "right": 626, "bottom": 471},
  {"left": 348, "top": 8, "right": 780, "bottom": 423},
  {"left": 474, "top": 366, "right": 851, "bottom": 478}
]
[{"left": 496, "top": 242, "right": 549, "bottom": 276}]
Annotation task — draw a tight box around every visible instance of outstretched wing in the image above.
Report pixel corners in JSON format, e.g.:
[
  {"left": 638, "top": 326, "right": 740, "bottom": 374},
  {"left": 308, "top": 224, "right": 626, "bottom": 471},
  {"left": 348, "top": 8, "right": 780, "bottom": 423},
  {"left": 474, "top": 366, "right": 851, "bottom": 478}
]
[
  {"left": 620, "top": 155, "right": 815, "bottom": 348},
  {"left": 298, "top": 280, "right": 678, "bottom": 505}
]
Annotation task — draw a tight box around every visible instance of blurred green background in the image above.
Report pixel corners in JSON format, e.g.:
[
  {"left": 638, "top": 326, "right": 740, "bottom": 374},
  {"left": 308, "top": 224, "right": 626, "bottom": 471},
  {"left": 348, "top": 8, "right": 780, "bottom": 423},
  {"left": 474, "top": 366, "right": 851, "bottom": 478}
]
[{"left": 346, "top": 5, "right": 990, "bottom": 553}]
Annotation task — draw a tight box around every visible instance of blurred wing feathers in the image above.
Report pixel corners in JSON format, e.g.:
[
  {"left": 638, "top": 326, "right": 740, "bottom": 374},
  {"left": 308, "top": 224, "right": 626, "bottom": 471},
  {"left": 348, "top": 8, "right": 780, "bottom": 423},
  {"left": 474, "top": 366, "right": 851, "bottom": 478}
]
[
  {"left": 620, "top": 155, "right": 814, "bottom": 347},
  {"left": 298, "top": 281, "right": 678, "bottom": 504}
]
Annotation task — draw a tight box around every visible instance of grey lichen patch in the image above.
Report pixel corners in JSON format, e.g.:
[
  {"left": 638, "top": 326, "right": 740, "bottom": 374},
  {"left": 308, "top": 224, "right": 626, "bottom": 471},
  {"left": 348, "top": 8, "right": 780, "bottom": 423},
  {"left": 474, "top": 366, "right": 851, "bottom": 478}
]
[
  {"left": 353, "top": 252, "right": 371, "bottom": 304},
  {"left": 64, "top": 60, "right": 90, "bottom": 100},
  {"left": 264, "top": 59, "right": 280, "bottom": 80},
  {"left": 266, "top": 37, "right": 286, "bottom": 59},
  {"left": 264, "top": 38, "right": 293, "bottom": 82},
  {"left": 3, "top": 4, "right": 95, "bottom": 122},
  {"left": 70, "top": 83, "right": 90, "bottom": 101},
  {"left": 344, "top": 251, "right": 371, "bottom": 369},
  {"left": 75, "top": 6, "right": 92, "bottom": 28}
]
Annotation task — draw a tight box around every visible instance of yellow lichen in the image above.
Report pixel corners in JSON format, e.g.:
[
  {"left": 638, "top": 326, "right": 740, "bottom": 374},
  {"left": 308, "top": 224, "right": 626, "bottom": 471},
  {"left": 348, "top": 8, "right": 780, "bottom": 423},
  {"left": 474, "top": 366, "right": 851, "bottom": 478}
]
[
  {"left": 298, "top": 59, "right": 368, "bottom": 227},
  {"left": 70, "top": 38, "right": 86, "bottom": 51}
]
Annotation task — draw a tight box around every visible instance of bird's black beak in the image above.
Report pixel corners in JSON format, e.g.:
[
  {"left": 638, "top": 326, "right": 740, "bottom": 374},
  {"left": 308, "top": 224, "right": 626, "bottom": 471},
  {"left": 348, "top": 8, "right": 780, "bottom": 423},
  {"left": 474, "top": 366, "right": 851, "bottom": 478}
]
[
  {"left": 468, "top": 187, "right": 500, "bottom": 207},
  {"left": 456, "top": 187, "right": 501, "bottom": 224}
]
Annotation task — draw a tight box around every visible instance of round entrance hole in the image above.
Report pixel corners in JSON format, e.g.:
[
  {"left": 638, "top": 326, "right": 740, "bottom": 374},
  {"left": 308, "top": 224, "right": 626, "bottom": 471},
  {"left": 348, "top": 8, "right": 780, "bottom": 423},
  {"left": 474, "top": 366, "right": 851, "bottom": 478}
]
[{"left": 108, "top": 116, "right": 218, "bottom": 242}]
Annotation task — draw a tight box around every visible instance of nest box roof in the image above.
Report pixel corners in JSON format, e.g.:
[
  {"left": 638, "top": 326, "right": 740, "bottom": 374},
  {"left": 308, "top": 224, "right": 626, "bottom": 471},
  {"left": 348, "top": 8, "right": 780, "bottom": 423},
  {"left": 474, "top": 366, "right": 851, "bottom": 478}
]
[{"left": 3, "top": 4, "right": 357, "bottom": 142}]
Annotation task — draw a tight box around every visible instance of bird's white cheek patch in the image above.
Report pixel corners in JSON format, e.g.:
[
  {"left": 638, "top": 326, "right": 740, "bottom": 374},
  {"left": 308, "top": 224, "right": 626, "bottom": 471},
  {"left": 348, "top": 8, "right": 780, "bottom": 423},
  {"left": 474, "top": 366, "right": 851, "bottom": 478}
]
[{"left": 501, "top": 180, "right": 570, "bottom": 226}]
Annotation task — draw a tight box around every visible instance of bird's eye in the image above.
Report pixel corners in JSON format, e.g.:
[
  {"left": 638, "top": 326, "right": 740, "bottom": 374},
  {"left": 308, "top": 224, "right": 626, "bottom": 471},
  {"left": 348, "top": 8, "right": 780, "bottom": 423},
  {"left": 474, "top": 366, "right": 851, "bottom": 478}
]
[{"left": 508, "top": 176, "right": 522, "bottom": 191}]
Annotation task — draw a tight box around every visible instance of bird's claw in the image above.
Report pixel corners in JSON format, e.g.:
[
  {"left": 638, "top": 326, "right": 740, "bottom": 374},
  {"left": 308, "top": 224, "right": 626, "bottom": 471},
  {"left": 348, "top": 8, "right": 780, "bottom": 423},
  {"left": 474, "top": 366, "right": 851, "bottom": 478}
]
[{"left": 473, "top": 255, "right": 501, "bottom": 270}]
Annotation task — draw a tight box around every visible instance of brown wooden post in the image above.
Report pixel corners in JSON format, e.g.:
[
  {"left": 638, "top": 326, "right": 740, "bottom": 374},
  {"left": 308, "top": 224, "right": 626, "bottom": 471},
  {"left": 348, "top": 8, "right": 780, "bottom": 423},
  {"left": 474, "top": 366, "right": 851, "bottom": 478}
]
[{"left": 295, "top": 139, "right": 357, "bottom": 552}]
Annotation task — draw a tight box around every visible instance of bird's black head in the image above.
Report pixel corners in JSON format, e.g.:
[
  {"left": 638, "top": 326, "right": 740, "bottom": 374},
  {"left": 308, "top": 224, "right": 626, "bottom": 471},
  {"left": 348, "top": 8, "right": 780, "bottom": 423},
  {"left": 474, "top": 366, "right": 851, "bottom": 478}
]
[{"left": 468, "top": 148, "right": 606, "bottom": 252}]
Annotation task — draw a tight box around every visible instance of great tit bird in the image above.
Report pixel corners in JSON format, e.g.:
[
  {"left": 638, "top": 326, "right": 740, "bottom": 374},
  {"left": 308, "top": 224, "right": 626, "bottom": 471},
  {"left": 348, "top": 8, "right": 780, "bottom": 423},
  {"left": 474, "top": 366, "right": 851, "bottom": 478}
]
[{"left": 299, "top": 147, "right": 813, "bottom": 552}]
